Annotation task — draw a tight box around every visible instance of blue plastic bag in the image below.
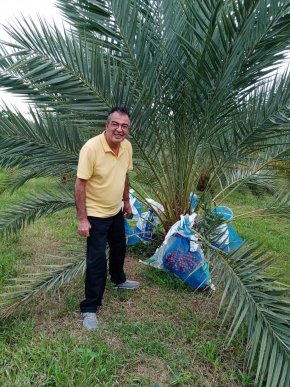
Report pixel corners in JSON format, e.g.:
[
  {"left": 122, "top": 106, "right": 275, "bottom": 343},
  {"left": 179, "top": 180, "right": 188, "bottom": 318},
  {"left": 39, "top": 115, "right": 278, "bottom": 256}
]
[
  {"left": 142, "top": 214, "right": 213, "bottom": 289},
  {"left": 189, "top": 193, "right": 198, "bottom": 212},
  {"left": 228, "top": 225, "right": 244, "bottom": 250},
  {"left": 163, "top": 233, "right": 210, "bottom": 288},
  {"left": 134, "top": 208, "right": 155, "bottom": 242},
  {"left": 124, "top": 219, "right": 140, "bottom": 246},
  {"left": 129, "top": 189, "right": 143, "bottom": 220},
  {"left": 211, "top": 206, "right": 244, "bottom": 251}
]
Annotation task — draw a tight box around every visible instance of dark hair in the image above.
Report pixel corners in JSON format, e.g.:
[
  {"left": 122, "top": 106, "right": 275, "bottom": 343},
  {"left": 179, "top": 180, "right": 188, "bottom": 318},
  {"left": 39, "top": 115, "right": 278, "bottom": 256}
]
[{"left": 108, "top": 106, "right": 131, "bottom": 119}]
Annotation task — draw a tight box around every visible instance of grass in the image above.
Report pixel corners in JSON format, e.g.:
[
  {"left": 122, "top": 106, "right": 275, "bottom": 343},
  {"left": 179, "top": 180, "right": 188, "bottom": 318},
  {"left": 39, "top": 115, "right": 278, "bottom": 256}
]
[
  {"left": 0, "top": 175, "right": 289, "bottom": 386},
  {"left": 224, "top": 187, "right": 290, "bottom": 283},
  {"left": 0, "top": 266, "right": 250, "bottom": 386}
]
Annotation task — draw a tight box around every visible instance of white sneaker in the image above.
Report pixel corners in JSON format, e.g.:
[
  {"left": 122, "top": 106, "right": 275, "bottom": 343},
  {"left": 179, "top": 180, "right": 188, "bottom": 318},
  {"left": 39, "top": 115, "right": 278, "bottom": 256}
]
[
  {"left": 114, "top": 279, "right": 140, "bottom": 290},
  {"left": 82, "top": 312, "right": 98, "bottom": 330}
]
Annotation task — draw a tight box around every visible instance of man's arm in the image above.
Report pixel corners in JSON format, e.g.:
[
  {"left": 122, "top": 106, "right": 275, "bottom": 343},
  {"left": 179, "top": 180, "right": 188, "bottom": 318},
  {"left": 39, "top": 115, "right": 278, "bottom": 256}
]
[
  {"left": 75, "top": 177, "right": 91, "bottom": 237},
  {"left": 122, "top": 173, "right": 132, "bottom": 218}
]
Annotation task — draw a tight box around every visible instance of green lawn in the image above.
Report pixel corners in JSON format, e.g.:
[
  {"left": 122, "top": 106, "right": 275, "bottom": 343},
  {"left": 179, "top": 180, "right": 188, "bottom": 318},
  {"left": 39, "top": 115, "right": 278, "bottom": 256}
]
[
  {"left": 225, "top": 188, "right": 290, "bottom": 284},
  {"left": 0, "top": 174, "right": 289, "bottom": 386}
]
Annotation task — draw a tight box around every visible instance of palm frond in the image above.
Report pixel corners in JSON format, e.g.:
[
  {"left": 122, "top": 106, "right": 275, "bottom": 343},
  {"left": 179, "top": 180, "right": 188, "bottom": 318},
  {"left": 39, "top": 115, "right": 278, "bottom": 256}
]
[
  {"left": 231, "top": 189, "right": 290, "bottom": 220},
  {"left": 204, "top": 240, "right": 290, "bottom": 386},
  {"left": 0, "top": 18, "right": 113, "bottom": 123},
  {"left": 0, "top": 191, "right": 75, "bottom": 238},
  {"left": 0, "top": 107, "right": 82, "bottom": 186},
  {"left": 0, "top": 2, "right": 290, "bottom": 385},
  {"left": 0, "top": 256, "right": 85, "bottom": 318},
  {"left": 210, "top": 140, "right": 290, "bottom": 202},
  {"left": 0, "top": 107, "right": 82, "bottom": 156}
]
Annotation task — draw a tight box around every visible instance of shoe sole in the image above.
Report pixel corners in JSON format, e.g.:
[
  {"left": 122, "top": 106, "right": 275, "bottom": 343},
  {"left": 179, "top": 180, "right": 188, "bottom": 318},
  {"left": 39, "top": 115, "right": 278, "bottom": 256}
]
[
  {"left": 83, "top": 326, "right": 98, "bottom": 331},
  {"left": 114, "top": 286, "right": 139, "bottom": 290},
  {"left": 82, "top": 321, "right": 99, "bottom": 330}
]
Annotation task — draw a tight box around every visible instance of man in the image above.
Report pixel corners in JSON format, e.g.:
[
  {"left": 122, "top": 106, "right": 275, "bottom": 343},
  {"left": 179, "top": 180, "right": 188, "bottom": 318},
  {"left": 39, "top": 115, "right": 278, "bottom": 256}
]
[{"left": 75, "top": 107, "right": 140, "bottom": 330}]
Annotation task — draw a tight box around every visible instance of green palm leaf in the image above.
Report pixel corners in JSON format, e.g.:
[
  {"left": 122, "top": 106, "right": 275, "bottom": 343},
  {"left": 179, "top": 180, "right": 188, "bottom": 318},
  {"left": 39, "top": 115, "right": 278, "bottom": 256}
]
[
  {"left": 0, "top": 1, "right": 290, "bottom": 384},
  {"left": 0, "top": 191, "right": 75, "bottom": 238},
  {"left": 0, "top": 108, "right": 83, "bottom": 188},
  {"left": 0, "top": 256, "right": 85, "bottom": 318},
  {"left": 208, "top": 242, "right": 290, "bottom": 386}
]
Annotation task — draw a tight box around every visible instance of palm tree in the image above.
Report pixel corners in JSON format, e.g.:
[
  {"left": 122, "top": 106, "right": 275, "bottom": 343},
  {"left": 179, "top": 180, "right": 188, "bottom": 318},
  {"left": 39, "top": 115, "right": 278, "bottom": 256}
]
[{"left": 0, "top": 0, "right": 290, "bottom": 385}]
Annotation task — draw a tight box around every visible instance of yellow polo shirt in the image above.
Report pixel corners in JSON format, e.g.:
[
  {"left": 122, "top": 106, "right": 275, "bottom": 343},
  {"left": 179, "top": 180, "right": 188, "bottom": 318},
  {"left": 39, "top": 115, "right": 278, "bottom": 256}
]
[{"left": 77, "top": 132, "right": 133, "bottom": 217}]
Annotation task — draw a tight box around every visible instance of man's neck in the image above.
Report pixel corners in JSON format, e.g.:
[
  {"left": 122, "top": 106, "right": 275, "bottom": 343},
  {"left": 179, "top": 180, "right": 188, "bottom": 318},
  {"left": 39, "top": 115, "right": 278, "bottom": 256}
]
[{"left": 104, "top": 132, "right": 120, "bottom": 155}]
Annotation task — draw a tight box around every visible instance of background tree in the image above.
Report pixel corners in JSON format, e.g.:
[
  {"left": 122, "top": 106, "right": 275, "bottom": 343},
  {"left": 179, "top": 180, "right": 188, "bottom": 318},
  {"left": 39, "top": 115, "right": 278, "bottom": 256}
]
[{"left": 0, "top": 1, "right": 289, "bottom": 385}]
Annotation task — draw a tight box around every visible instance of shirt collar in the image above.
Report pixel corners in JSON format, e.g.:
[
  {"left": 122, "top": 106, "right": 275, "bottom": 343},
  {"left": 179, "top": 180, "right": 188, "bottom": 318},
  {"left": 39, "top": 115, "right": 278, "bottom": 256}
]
[{"left": 100, "top": 131, "right": 125, "bottom": 155}]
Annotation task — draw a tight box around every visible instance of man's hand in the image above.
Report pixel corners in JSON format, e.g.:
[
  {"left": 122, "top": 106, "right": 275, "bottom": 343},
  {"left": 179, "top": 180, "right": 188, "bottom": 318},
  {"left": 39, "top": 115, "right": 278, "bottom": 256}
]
[
  {"left": 123, "top": 201, "right": 132, "bottom": 218},
  {"left": 78, "top": 219, "right": 91, "bottom": 237},
  {"left": 75, "top": 178, "right": 90, "bottom": 237}
]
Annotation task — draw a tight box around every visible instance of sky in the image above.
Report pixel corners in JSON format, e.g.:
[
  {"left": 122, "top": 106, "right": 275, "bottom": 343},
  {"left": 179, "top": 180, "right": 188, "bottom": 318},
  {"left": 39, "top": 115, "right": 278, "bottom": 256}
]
[{"left": 0, "top": 0, "right": 63, "bottom": 111}]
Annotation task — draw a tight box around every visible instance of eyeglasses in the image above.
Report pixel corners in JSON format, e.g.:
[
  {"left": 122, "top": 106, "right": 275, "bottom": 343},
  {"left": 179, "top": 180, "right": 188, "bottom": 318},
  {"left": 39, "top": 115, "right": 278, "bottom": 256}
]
[{"left": 109, "top": 121, "right": 130, "bottom": 130}]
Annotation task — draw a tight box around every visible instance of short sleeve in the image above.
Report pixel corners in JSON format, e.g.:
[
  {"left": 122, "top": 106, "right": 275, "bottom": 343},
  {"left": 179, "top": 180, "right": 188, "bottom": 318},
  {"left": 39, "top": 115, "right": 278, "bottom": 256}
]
[
  {"left": 128, "top": 142, "right": 133, "bottom": 171},
  {"left": 77, "top": 144, "right": 95, "bottom": 180}
]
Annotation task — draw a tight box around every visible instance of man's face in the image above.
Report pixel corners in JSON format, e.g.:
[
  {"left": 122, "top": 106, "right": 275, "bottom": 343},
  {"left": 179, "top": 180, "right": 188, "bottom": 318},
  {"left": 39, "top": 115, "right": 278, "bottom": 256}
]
[{"left": 105, "top": 112, "right": 130, "bottom": 145}]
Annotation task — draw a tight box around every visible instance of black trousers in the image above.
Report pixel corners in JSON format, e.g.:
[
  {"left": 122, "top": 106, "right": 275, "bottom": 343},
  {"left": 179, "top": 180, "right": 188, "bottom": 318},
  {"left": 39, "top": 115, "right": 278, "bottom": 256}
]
[{"left": 80, "top": 210, "right": 127, "bottom": 313}]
